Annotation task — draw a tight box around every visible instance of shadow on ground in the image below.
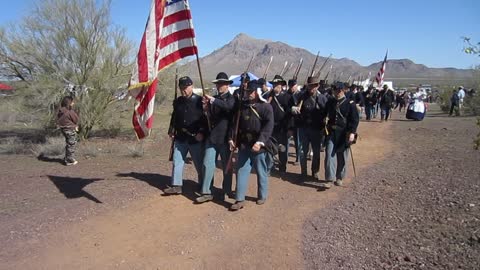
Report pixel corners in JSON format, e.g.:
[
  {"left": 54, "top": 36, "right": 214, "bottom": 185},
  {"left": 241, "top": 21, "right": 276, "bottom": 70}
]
[
  {"left": 37, "top": 154, "right": 64, "bottom": 164},
  {"left": 116, "top": 172, "right": 219, "bottom": 205},
  {"left": 47, "top": 175, "right": 104, "bottom": 203},
  {"left": 273, "top": 171, "right": 330, "bottom": 191}
]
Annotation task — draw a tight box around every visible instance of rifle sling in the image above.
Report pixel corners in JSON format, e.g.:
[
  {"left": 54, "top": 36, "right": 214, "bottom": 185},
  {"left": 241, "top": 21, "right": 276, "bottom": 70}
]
[{"left": 273, "top": 95, "right": 285, "bottom": 113}]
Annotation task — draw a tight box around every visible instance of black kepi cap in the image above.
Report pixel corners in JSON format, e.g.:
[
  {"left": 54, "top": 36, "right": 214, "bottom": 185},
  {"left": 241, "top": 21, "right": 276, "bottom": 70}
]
[{"left": 179, "top": 76, "right": 193, "bottom": 88}]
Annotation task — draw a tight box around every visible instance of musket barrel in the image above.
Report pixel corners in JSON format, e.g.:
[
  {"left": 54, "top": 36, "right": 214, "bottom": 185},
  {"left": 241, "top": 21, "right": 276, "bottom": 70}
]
[
  {"left": 304, "top": 51, "right": 320, "bottom": 85},
  {"left": 293, "top": 58, "right": 303, "bottom": 80},
  {"left": 263, "top": 56, "right": 273, "bottom": 79},
  {"left": 168, "top": 68, "right": 179, "bottom": 161},
  {"left": 316, "top": 53, "right": 332, "bottom": 76},
  {"left": 226, "top": 53, "right": 256, "bottom": 172},
  {"left": 280, "top": 61, "right": 288, "bottom": 76}
]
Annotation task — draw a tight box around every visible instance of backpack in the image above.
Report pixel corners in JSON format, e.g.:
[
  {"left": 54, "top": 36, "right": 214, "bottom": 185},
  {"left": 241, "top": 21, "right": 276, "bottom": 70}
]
[
  {"left": 382, "top": 91, "right": 394, "bottom": 105},
  {"left": 264, "top": 137, "right": 279, "bottom": 156}
]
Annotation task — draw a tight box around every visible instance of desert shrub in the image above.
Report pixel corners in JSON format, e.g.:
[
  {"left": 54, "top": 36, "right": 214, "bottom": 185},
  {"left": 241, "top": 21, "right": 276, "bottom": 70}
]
[
  {"left": 80, "top": 142, "right": 99, "bottom": 158},
  {"left": 127, "top": 142, "right": 144, "bottom": 158},
  {"left": 0, "top": 138, "right": 35, "bottom": 155},
  {"left": 34, "top": 137, "right": 65, "bottom": 157},
  {"left": 0, "top": 0, "right": 134, "bottom": 139},
  {"left": 438, "top": 90, "right": 454, "bottom": 113},
  {"left": 464, "top": 95, "right": 480, "bottom": 116}
]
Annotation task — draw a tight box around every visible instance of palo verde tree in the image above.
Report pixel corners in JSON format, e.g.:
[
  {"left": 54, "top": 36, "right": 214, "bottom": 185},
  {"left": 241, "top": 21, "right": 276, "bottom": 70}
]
[
  {"left": 0, "top": 0, "right": 134, "bottom": 139},
  {"left": 462, "top": 37, "right": 480, "bottom": 149}
]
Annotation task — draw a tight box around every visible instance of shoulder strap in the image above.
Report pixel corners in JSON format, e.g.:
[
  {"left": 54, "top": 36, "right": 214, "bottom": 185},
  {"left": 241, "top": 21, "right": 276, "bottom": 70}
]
[
  {"left": 249, "top": 106, "right": 262, "bottom": 121},
  {"left": 273, "top": 96, "right": 285, "bottom": 112},
  {"left": 336, "top": 99, "right": 347, "bottom": 120}
]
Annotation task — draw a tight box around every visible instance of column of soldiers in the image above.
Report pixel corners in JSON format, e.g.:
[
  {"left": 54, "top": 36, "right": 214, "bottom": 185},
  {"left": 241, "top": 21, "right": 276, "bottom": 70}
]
[{"left": 165, "top": 70, "right": 359, "bottom": 211}]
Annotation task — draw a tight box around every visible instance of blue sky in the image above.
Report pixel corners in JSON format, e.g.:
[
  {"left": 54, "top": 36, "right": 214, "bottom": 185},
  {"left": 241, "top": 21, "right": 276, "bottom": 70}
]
[{"left": 2, "top": 0, "right": 479, "bottom": 69}]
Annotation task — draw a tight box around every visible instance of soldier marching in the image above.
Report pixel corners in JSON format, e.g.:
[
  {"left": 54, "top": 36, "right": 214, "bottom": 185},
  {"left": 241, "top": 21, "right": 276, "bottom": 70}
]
[{"left": 164, "top": 66, "right": 360, "bottom": 211}]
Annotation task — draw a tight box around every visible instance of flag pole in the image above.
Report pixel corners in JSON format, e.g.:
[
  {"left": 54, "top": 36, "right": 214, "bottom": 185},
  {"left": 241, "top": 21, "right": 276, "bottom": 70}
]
[
  {"left": 185, "top": 0, "right": 210, "bottom": 129},
  {"left": 194, "top": 51, "right": 212, "bottom": 130},
  {"left": 194, "top": 52, "right": 206, "bottom": 95}
]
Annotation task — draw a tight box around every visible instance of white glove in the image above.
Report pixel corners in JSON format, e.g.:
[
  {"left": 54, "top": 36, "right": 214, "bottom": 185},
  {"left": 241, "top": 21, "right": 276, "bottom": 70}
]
[{"left": 291, "top": 106, "right": 301, "bottom": 114}]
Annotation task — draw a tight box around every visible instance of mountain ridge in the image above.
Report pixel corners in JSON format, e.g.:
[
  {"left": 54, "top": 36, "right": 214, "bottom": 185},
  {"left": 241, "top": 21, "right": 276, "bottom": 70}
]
[{"left": 186, "top": 33, "right": 474, "bottom": 85}]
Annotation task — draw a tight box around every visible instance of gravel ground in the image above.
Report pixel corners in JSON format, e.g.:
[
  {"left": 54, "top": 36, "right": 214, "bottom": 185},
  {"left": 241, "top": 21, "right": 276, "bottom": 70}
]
[{"left": 302, "top": 110, "right": 480, "bottom": 269}]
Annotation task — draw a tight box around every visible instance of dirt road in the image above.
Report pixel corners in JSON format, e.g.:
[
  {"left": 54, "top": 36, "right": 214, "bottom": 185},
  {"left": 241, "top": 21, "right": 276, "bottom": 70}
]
[
  {"left": 303, "top": 107, "right": 480, "bottom": 269},
  {"left": 0, "top": 105, "right": 478, "bottom": 269}
]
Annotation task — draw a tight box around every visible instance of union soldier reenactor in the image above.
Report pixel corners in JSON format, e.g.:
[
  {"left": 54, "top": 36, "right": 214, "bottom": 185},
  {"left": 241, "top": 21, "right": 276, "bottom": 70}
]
[
  {"left": 228, "top": 80, "right": 274, "bottom": 211},
  {"left": 318, "top": 79, "right": 328, "bottom": 95},
  {"left": 323, "top": 82, "right": 359, "bottom": 188},
  {"left": 266, "top": 75, "right": 290, "bottom": 173},
  {"left": 345, "top": 83, "right": 355, "bottom": 101},
  {"left": 196, "top": 72, "right": 235, "bottom": 203},
  {"left": 364, "top": 86, "right": 376, "bottom": 121},
  {"left": 292, "top": 76, "right": 328, "bottom": 179},
  {"left": 233, "top": 73, "right": 250, "bottom": 109},
  {"left": 318, "top": 79, "right": 330, "bottom": 152},
  {"left": 379, "top": 84, "right": 395, "bottom": 121},
  {"left": 164, "top": 76, "right": 207, "bottom": 195},
  {"left": 286, "top": 79, "right": 302, "bottom": 165},
  {"left": 257, "top": 78, "right": 271, "bottom": 101},
  {"left": 353, "top": 85, "right": 365, "bottom": 119}
]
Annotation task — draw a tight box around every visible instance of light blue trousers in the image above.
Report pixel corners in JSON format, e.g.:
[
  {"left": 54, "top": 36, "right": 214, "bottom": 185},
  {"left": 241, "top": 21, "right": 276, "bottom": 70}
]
[
  {"left": 201, "top": 143, "right": 232, "bottom": 194},
  {"left": 324, "top": 138, "right": 349, "bottom": 181},
  {"left": 171, "top": 141, "right": 203, "bottom": 186},
  {"left": 235, "top": 148, "right": 268, "bottom": 202}
]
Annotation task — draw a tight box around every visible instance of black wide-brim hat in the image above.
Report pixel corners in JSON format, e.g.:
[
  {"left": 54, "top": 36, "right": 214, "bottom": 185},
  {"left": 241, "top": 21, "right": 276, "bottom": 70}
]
[
  {"left": 269, "top": 74, "right": 286, "bottom": 86},
  {"left": 212, "top": 72, "right": 233, "bottom": 84},
  {"left": 334, "top": 82, "right": 347, "bottom": 90},
  {"left": 306, "top": 76, "right": 320, "bottom": 85}
]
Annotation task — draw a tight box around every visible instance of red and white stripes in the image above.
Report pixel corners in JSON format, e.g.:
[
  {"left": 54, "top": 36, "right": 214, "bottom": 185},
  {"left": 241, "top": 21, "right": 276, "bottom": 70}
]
[
  {"left": 375, "top": 51, "right": 388, "bottom": 89},
  {"left": 129, "top": 0, "right": 197, "bottom": 139}
]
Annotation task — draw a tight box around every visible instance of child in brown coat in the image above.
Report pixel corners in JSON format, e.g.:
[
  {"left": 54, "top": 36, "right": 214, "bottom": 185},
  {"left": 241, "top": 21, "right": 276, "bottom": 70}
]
[{"left": 57, "top": 96, "right": 79, "bottom": 165}]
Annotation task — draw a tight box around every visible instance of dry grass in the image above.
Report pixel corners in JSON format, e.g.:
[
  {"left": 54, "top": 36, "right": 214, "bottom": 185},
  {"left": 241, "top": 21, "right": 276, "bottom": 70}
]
[
  {"left": 80, "top": 143, "right": 100, "bottom": 158},
  {"left": 0, "top": 136, "right": 64, "bottom": 156},
  {"left": 0, "top": 137, "right": 36, "bottom": 155},
  {"left": 127, "top": 141, "right": 145, "bottom": 158},
  {"left": 34, "top": 137, "right": 65, "bottom": 157},
  {"left": 0, "top": 102, "right": 174, "bottom": 159}
]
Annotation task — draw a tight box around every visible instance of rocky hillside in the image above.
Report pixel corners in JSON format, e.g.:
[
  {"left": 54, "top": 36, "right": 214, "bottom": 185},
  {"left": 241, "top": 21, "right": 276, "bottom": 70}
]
[{"left": 186, "top": 33, "right": 474, "bottom": 85}]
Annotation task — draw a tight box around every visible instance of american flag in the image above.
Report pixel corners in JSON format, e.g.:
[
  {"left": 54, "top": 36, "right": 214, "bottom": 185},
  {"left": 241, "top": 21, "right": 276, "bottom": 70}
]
[
  {"left": 375, "top": 50, "right": 388, "bottom": 88},
  {"left": 129, "top": 0, "right": 197, "bottom": 139}
]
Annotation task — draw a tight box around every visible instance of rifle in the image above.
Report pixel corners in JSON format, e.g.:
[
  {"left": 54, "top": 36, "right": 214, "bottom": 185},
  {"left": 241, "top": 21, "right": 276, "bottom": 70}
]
[
  {"left": 225, "top": 54, "right": 255, "bottom": 173},
  {"left": 303, "top": 51, "right": 320, "bottom": 86},
  {"left": 279, "top": 61, "right": 288, "bottom": 77},
  {"left": 349, "top": 147, "right": 357, "bottom": 178},
  {"left": 324, "top": 65, "right": 332, "bottom": 81},
  {"left": 263, "top": 56, "right": 274, "bottom": 103},
  {"left": 281, "top": 62, "right": 294, "bottom": 77},
  {"left": 263, "top": 56, "right": 273, "bottom": 79},
  {"left": 292, "top": 58, "right": 303, "bottom": 80},
  {"left": 315, "top": 53, "right": 332, "bottom": 77},
  {"left": 168, "top": 68, "right": 179, "bottom": 161}
]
